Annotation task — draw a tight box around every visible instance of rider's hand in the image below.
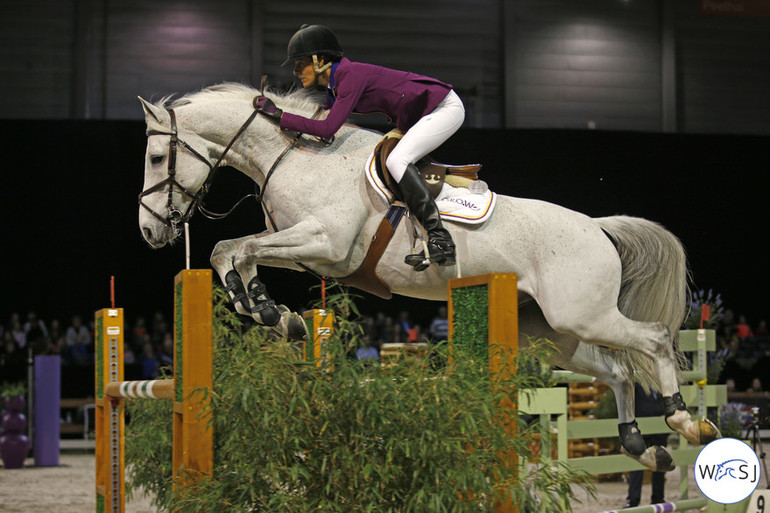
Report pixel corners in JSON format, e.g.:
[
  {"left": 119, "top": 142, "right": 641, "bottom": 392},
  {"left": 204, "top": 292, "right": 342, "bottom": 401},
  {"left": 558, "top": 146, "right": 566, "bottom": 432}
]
[{"left": 256, "top": 96, "right": 283, "bottom": 123}]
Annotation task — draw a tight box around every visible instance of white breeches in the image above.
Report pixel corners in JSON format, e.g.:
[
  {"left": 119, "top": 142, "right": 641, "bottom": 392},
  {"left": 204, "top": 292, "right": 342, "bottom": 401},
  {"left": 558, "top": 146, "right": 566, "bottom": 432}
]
[{"left": 386, "top": 90, "right": 465, "bottom": 183}]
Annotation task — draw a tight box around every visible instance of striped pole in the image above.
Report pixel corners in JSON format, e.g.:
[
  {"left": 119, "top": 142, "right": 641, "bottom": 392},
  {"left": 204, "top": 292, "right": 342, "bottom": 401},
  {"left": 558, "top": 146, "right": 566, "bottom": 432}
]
[{"left": 597, "top": 497, "right": 707, "bottom": 513}]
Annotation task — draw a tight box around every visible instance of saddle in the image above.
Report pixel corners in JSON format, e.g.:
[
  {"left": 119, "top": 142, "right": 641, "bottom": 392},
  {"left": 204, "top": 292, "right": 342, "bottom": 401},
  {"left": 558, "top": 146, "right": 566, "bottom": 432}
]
[
  {"left": 338, "top": 132, "right": 483, "bottom": 299},
  {"left": 374, "top": 130, "right": 482, "bottom": 198}
]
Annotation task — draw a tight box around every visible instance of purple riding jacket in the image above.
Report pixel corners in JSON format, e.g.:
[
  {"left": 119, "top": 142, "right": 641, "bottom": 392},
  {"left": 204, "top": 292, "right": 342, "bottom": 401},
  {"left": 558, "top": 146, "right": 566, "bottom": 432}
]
[{"left": 280, "top": 57, "right": 452, "bottom": 140}]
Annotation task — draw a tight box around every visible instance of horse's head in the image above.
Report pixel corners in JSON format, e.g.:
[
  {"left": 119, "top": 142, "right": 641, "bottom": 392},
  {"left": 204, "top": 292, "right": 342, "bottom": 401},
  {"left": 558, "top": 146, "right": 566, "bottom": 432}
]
[{"left": 138, "top": 97, "right": 216, "bottom": 248}]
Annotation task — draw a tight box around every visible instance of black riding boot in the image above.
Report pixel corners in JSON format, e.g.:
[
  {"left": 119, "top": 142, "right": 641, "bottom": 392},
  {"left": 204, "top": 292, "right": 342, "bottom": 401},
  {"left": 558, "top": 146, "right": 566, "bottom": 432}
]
[{"left": 399, "top": 163, "right": 456, "bottom": 271}]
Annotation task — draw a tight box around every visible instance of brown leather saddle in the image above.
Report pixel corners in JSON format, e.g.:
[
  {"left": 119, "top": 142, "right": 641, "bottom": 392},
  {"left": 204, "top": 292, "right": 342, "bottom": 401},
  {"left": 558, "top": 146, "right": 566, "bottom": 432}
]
[
  {"left": 337, "top": 133, "right": 482, "bottom": 299},
  {"left": 374, "top": 131, "right": 482, "bottom": 198}
]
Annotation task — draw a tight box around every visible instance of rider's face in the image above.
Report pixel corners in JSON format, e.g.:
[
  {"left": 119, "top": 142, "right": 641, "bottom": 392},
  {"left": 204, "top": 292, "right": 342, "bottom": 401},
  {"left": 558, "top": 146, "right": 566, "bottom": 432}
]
[{"left": 294, "top": 57, "right": 318, "bottom": 88}]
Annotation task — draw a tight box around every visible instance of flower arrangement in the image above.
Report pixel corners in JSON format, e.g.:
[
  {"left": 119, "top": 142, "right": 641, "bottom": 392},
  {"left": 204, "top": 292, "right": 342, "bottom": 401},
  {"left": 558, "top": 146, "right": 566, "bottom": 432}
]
[
  {"left": 719, "top": 402, "right": 755, "bottom": 439},
  {"left": 682, "top": 289, "right": 725, "bottom": 330}
]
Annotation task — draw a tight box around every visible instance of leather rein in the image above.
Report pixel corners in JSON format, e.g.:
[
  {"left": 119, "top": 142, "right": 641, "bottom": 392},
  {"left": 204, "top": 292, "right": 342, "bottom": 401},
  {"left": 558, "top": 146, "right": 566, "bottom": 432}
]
[{"left": 138, "top": 95, "right": 321, "bottom": 237}]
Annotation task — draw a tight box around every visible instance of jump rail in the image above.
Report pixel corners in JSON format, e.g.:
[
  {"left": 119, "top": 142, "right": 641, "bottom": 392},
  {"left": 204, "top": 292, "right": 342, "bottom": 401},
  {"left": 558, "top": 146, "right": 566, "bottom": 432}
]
[{"left": 94, "top": 269, "right": 213, "bottom": 513}]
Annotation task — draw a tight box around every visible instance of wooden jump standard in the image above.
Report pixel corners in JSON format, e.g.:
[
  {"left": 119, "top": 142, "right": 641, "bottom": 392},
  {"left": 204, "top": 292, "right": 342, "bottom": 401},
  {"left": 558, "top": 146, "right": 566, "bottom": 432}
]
[
  {"left": 95, "top": 269, "right": 213, "bottom": 513},
  {"left": 448, "top": 273, "right": 519, "bottom": 513}
]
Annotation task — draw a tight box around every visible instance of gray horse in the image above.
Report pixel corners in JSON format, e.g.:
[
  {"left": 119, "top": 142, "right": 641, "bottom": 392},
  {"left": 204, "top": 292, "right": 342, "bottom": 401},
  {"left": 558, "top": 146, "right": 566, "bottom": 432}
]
[{"left": 138, "top": 83, "right": 719, "bottom": 472}]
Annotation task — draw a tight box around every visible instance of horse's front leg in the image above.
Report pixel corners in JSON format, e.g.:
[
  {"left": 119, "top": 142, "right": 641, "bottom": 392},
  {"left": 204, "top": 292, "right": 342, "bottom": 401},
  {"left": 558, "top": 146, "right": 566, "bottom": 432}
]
[
  {"left": 210, "top": 232, "right": 305, "bottom": 339},
  {"left": 227, "top": 218, "right": 346, "bottom": 340}
]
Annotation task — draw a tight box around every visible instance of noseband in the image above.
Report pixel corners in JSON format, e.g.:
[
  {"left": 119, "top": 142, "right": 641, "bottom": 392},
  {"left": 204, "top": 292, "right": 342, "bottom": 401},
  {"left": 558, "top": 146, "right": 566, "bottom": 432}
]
[{"left": 138, "top": 98, "right": 262, "bottom": 235}]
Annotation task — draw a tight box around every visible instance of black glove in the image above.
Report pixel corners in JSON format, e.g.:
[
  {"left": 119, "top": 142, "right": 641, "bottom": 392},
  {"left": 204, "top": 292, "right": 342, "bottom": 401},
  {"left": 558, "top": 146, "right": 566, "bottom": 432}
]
[{"left": 256, "top": 96, "right": 283, "bottom": 124}]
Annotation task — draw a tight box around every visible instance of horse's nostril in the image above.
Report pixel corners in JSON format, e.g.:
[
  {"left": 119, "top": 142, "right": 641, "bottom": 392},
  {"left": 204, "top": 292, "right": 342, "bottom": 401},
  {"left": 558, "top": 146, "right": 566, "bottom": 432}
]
[{"left": 142, "top": 227, "right": 153, "bottom": 241}]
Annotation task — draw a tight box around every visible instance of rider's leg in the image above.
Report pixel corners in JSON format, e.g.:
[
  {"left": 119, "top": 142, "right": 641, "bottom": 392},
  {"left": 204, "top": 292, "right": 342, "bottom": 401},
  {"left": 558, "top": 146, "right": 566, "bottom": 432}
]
[
  {"left": 386, "top": 90, "right": 464, "bottom": 270},
  {"left": 399, "top": 163, "right": 455, "bottom": 269}
]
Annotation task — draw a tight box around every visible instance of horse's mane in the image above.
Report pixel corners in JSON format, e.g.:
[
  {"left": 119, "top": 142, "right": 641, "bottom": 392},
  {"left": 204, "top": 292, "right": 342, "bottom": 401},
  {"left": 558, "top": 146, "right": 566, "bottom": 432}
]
[{"left": 163, "top": 82, "right": 325, "bottom": 118}]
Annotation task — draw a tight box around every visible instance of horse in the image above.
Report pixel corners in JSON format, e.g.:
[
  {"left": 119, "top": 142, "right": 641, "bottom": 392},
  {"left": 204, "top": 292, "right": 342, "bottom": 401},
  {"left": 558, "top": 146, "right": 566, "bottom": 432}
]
[{"left": 137, "top": 82, "right": 720, "bottom": 473}]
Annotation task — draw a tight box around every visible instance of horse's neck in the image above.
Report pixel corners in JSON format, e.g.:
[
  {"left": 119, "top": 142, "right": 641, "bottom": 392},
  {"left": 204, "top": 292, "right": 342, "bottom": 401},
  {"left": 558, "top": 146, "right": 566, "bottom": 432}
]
[
  {"left": 179, "top": 101, "right": 287, "bottom": 186},
  {"left": 180, "top": 99, "right": 380, "bottom": 197}
]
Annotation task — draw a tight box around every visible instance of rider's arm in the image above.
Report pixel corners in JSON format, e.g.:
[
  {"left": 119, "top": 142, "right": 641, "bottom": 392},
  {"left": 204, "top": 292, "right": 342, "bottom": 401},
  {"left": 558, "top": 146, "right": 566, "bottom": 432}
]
[{"left": 280, "top": 72, "right": 365, "bottom": 140}]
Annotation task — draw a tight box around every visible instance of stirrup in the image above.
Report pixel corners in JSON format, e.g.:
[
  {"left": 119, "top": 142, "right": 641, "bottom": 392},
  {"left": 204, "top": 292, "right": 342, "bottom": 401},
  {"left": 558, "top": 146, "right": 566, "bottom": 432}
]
[{"left": 404, "top": 239, "right": 456, "bottom": 272}]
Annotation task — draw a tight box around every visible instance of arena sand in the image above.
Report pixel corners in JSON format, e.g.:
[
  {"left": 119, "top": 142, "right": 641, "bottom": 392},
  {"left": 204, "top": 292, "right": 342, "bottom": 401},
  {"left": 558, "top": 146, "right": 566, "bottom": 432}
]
[{"left": 0, "top": 453, "right": 702, "bottom": 512}]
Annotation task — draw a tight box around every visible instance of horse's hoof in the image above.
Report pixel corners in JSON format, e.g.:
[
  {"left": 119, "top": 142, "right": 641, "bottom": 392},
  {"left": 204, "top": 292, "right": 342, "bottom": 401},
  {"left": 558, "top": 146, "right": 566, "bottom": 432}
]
[
  {"left": 665, "top": 410, "right": 721, "bottom": 446},
  {"left": 697, "top": 418, "right": 722, "bottom": 444},
  {"left": 284, "top": 311, "right": 309, "bottom": 341},
  {"left": 623, "top": 446, "right": 675, "bottom": 472}
]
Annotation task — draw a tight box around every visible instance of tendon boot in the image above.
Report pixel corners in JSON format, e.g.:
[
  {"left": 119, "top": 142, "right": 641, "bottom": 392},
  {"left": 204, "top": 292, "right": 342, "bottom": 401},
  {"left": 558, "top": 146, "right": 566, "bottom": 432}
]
[{"left": 399, "top": 163, "right": 456, "bottom": 271}]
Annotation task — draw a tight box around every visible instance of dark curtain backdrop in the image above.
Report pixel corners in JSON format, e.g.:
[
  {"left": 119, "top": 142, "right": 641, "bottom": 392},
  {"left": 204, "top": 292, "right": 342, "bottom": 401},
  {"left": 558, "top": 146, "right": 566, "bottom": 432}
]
[{"left": 2, "top": 120, "right": 767, "bottom": 332}]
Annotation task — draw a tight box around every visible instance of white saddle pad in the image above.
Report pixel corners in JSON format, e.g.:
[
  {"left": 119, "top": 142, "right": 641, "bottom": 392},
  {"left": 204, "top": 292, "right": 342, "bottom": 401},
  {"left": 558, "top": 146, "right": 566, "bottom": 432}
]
[{"left": 365, "top": 153, "right": 496, "bottom": 225}]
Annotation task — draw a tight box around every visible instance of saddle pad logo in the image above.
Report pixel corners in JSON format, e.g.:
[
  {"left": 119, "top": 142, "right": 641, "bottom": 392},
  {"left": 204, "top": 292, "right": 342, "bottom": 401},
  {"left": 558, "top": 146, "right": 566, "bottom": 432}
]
[{"left": 695, "top": 438, "right": 761, "bottom": 504}]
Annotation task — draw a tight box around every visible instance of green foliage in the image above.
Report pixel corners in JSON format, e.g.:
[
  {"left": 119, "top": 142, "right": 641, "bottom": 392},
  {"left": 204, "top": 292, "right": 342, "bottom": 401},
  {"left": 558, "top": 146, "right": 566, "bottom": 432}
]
[
  {"left": 588, "top": 388, "right": 618, "bottom": 420},
  {"left": 126, "top": 286, "right": 594, "bottom": 512},
  {"left": 0, "top": 381, "right": 26, "bottom": 398}
]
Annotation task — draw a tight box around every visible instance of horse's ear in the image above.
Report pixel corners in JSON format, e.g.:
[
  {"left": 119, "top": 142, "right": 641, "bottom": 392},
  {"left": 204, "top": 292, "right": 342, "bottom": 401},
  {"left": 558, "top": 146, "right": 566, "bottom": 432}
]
[{"left": 138, "top": 96, "right": 169, "bottom": 125}]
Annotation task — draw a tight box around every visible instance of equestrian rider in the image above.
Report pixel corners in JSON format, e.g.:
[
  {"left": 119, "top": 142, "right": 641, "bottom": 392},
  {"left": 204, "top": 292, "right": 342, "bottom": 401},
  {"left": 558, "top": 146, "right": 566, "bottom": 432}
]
[{"left": 256, "top": 24, "right": 465, "bottom": 271}]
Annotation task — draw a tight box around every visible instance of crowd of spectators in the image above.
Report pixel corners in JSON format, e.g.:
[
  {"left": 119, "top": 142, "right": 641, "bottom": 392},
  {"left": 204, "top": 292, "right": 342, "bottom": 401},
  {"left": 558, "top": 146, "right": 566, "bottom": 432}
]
[
  {"left": 0, "top": 305, "right": 451, "bottom": 379},
  {"left": 714, "top": 311, "right": 770, "bottom": 394},
  {"left": 0, "top": 310, "right": 178, "bottom": 382}
]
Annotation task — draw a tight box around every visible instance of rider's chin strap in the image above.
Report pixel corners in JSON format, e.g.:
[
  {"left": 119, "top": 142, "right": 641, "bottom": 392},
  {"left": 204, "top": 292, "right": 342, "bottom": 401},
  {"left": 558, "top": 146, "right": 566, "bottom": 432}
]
[{"left": 312, "top": 54, "right": 332, "bottom": 74}]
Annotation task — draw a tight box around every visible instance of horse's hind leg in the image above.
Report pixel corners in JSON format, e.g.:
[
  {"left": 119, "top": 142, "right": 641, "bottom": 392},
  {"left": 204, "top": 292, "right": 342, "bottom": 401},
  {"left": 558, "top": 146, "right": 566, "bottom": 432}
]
[
  {"left": 551, "top": 341, "right": 675, "bottom": 472},
  {"left": 548, "top": 306, "right": 719, "bottom": 448},
  {"left": 523, "top": 302, "right": 674, "bottom": 471}
]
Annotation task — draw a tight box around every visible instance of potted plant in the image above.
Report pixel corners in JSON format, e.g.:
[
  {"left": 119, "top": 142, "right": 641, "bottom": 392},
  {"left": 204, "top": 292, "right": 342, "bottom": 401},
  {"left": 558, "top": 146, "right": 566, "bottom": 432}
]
[{"left": 0, "top": 381, "right": 30, "bottom": 469}]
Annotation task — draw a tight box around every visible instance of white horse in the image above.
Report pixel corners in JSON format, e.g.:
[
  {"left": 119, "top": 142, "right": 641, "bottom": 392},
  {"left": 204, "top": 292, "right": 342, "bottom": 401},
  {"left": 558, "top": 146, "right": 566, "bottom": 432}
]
[{"left": 137, "top": 83, "right": 719, "bottom": 472}]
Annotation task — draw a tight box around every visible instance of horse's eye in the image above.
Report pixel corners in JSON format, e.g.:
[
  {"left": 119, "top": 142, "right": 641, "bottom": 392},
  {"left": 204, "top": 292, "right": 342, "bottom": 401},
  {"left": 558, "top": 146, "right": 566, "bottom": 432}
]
[{"left": 151, "top": 155, "right": 164, "bottom": 165}]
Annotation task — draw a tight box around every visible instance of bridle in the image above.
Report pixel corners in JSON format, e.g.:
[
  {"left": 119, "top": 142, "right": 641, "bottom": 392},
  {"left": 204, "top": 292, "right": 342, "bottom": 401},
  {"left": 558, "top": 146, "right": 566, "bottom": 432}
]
[
  {"left": 138, "top": 96, "right": 267, "bottom": 236},
  {"left": 138, "top": 92, "right": 331, "bottom": 281}
]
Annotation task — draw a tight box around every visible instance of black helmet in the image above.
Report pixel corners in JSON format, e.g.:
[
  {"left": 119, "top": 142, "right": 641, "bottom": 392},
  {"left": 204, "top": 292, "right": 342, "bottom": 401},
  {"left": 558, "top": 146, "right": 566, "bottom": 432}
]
[{"left": 281, "top": 24, "right": 343, "bottom": 66}]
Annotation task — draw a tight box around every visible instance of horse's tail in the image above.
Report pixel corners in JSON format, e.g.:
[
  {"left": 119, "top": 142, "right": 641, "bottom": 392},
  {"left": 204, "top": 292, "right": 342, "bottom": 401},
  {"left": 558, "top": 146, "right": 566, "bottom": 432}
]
[{"left": 595, "top": 215, "right": 690, "bottom": 390}]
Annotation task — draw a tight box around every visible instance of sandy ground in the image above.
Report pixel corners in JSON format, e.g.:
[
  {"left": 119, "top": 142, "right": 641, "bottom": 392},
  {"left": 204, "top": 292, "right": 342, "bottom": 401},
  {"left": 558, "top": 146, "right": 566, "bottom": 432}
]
[{"left": 0, "top": 453, "right": 703, "bottom": 513}]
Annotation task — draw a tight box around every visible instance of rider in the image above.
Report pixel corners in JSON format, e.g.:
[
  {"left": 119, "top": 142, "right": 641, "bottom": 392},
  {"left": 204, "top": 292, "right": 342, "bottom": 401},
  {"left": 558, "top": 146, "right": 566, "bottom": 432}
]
[{"left": 256, "top": 24, "right": 464, "bottom": 270}]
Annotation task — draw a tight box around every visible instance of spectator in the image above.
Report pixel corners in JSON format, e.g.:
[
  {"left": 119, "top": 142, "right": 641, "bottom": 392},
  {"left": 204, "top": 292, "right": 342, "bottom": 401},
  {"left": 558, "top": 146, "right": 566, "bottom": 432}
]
[
  {"left": 123, "top": 341, "right": 136, "bottom": 365},
  {"left": 10, "top": 319, "right": 26, "bottom": 349},
  {"left": 429, "top": 305, "right": 449, "bottom": 342},
  {"left": 48, "top": 319, "right": 65, "bottom": 355},
  {"left": 397, "top": 311, "right": 419, "bottom": 343},
  {"left": 151, "top": 311, "right": 169, "bottom": 345},
  {"left": 65, "top": 315, "right": 91, "bottom": 350},
  {"left": 157, "top": 333, "right": 174, "bottom": 370},
  {"left": 24, "top": 311, "right": 49, "bottom": 352},
  {"left": 141, "top": 342, "right": 160, "bottom": 380},
  {"left": 356, "top": 335, "right": 380, "bottom": 364},
  {"left": 725, "top": 378, "right": 736, "bottom": 394},
  {"left": 755, "top": 320, "right": 768, "bottom": 337},
  {"left": 735, "top": 315, "right": 753, "bottom": 339},
  {"left": 747, "top": 377, "right": 763, "bottom": 394},
  {"left": 378, "top": 315, "right": 395, "bottom": 344},
  {"left": 1, "top": 332, "right": 23, "bottom": 368},
  {"left": 132, "top": 316, "right": 148, "bottom": 350}
]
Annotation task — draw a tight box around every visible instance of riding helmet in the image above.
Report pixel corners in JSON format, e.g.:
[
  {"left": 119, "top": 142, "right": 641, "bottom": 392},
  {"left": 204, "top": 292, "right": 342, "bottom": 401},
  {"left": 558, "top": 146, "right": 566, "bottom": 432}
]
[{"left": 281, "top": 24, "right": 344, "bottom": 66}]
